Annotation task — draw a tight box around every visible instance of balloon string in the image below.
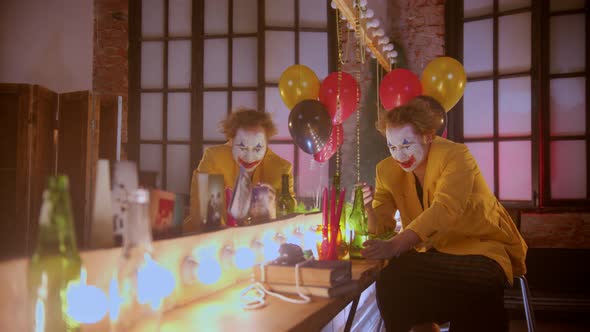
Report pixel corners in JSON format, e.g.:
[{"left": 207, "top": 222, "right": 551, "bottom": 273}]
[
  {"left": 335, "top": 7, "right": 344, "bottom": 176},
  {"left": 354, "top": 0, "right": 362, "bottom": 184},
  {"left": 376, "top": 59, "right": 380, "bottom": 123}
]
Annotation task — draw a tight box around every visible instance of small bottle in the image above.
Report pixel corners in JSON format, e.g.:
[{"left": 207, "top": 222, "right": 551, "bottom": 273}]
[
  {"left": 28, "top": 175, "right": 82, "bottom": 332},
  {"left": 110, "top": 189, "right": 162, "bottom": 331},
  {"left": 276, "top": 174, "right": 296, "bottom": 217},
  {"left": 348, "top": 185, "right": 368, "bottom": 259}
]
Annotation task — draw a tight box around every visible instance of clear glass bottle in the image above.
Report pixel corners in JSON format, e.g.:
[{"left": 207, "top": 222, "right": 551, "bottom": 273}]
[
  {"left": 332, "top": 174, "right": 349, "bottom": 260},
  {"left": 348, "top": 185, "right": 368, "bottom": 259},
  {"left": 28, "top": 175, "right": 82, "bottom": 332},
  {"left": 110, "top": 189, "right": 162, "bottom": 332},
  {"left": 276, "top": 174, "right": 296, "bottom": 217}
]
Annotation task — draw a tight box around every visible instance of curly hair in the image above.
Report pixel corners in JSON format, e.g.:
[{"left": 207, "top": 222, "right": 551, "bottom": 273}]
[
  {"left": 376, "top": 96, "right": 445, "bottom": 137},
  {"left": 220, "top": 108, "right": 278, "bottom": 140}
]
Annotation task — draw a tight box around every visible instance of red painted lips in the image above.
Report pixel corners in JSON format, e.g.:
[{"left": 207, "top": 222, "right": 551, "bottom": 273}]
[
  {"left": 397, "top": 155, "right": 416, "bottom": 169},
  {"left": 239, "top": 159, "right": 261, "bottom": 169}
]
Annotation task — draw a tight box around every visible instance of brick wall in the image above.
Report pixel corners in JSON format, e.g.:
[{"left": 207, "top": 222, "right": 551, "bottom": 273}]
[
  {"left": 521, "top": 213, "right": 590, "bottom": 248},
  {"left": 339, "top": 1, "right": 445, "bottom": 195},
  {"left": 387, "top": 0, "right": 445, "bottom": 74},
  {"left": 93, "top": 0, "right": 129, "bottom": 151}
]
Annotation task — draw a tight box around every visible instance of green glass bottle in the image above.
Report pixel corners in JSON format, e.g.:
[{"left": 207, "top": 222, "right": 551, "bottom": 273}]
[
  {"left": 348, "top": 185, "right": 368, "bottom": 259},
  {"left": 28, "top": 175, "right": 82, "bottom": 332},
  {"left": 276, "top": 174, "right": 296, "bottom": 217}
]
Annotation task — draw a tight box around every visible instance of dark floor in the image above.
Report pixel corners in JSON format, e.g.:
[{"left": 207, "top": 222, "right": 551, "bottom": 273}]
[
  {"left": 508, "top": 310, "right": 590, "bottom": 332},
  {"left": 435, "top": 311, "right": 590, "bottom": 332},
  {"left": 510, "top": 319, "right": 590, "bottom": 332}
]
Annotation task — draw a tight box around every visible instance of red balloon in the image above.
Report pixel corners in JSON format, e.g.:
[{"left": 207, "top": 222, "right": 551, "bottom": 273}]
[
  {"left": 319, "top": 72, "right": 360, "bottom": 125},
  {"left": 313, "top": 124, "right": 344, "bottom": 163},
  {"left": 379, "top": 69, "right": 422, "bottom": 111}
]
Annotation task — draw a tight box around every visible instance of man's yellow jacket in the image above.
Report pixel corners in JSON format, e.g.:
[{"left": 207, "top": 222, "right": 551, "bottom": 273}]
[
  {"left": 189, "top": 143, "right": 295, "bottom": 223},
  {"left": 373, "top": 137, "right": 528, "bottom": 282}
]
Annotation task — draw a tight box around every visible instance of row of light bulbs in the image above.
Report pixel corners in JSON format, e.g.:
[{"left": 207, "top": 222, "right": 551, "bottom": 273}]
[
  {"left": 330, "top": 0, "right": 398, "bottom": 64},
  {"left": 60, "top": 224, "right": 321, "bottom": 327}
]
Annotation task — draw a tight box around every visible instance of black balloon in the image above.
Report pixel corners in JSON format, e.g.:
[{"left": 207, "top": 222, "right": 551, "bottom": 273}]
[
  {"left": 288, "top": 100, "right": 333, "bottom": 154},
  {"left": 415, "top": 95, "right": 448, "bottom": 137}
]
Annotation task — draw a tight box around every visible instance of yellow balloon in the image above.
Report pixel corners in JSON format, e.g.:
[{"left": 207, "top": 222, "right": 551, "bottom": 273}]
[
  {"left": 278, "top": 64, "right": 320, "bottom": 110},
  {"left": 421, "top": 57, "right": 466, "bottom": 112}
]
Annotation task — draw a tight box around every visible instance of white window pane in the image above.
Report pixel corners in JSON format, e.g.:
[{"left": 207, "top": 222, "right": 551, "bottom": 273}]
[
  {"left": 269, "top": 144, "right": 295, "bottom": 195},
  {"left": 464, "top": 0, "right": 492, "bottom": 18},
  {"left": 265, "top": 87, "right": 290, "bottom": 139},
  {"left": 167, "top": 144, "right": 190, "bottom": 194},
  {"left": 142, "top": 0, "right": 164, "bottom": 37},
  {"left": 299, "top": 32, "right": 329, "bottom": 81},
  {"left": 204, "top": 0, "right": 228, "bottom": 34},
  {"left": 498, "top": 0, "right": 530, "bottom": 12},
  {"left": 168, "top": 40, "right": 191, "bottom": 88},
  {"left": 550, "top": 77, "right": 586, "bottom": 136},
  {"left": 550, "top": 0, "right": 585, "bottom": 12},
  {"left": 203, "top": 92, "right": 228, "bottom": 140},
  {"left": 268, "top": 144, "right": 295, "bottom": 169},
  {"left": 141, "top": 42, "right": 163, "bottom": 89},
  {"left": 232, "top": 91, "right": 257, "bottom": 110},
  {"left": 498, "top": 13, "right": 531, "bottom": 74},
  {"left": 204, "top": 39, "right": 228, "bottom": 87},
  {"left": 169, "top": 0, "right": 192, "bottom": 36},
  {"left": 297, "top": 147, "right": 329, "bottom": 199},
  {"left": 266, "top": 0, "right": 294, "bottom": 27},
  {"left": 265, "top": 31, "right": 295, "bottom": 82},
  {"left": 233, "top": 0, "right": 257, "bottom": 33},
  {"left": 463, "top": 19, "right": 493, "bottom": 77},
  {"left": 499, "top": 141, "right": 531, "bottom": 200},
  {"left": 463, "top": 80, "right": 494, "bottom": 138},
  {"left": 140, "top": 93, "right": 163, "bottom": 140},
  {"left": 466, "top": 142, "right": 495, "bottom": 192},
  {"left": 299, "top": 0, "right": 327, "bottom": 28},
  {"left": 551, "top": 140, "right": 587, "bottom": 199},
  {"left": 498, "top": 76, "right": 531, "bottom": 136},
  {"left": 550, "top": 14, "right": 586, "bottom": 74},
  {"left": 167, "top": 93, "right": 191, "bottom": 140},
  {"left": 233, "top": 38, "right": 257, "bottom": 87},
  {"left": 140, "top": 144, "right": 162, "bottom": 175}
]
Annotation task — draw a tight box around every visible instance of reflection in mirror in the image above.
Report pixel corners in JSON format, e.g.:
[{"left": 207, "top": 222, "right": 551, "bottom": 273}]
[{"left": 182, "top": 109, "right": 302, "bottom": 236}]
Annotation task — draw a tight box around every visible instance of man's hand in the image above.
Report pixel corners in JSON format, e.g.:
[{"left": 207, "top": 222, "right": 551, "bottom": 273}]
[
  {"left": 359, "top": 182, "right": 374, "bottom": 209},
  {"left": 361, "top": 229, "right": 422, "bottom": 260}
]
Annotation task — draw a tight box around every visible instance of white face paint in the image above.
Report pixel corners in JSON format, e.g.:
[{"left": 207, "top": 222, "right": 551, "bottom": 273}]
[
  {"left": 232, "top": 127, "right": 267, "bottom": 173},
  {"left": 385, "top": 124, "right": 427, "bottom": 173}
]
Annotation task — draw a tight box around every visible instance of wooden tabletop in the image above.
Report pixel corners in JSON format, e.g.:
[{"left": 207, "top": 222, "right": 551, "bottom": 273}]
[{"left": 131, "top": 259, "right": 383, "bottom": 332}]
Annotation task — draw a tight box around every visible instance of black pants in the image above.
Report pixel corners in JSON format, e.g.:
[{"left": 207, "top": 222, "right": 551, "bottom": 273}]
[{"left": 375, "top": 250, "right": 508, "bottom": 332}]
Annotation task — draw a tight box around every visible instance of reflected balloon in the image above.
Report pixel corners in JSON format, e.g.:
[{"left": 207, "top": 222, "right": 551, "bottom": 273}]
[
  {"left": 288, "top": 100, "right": 333, "bottom": 155},
  {"left": 319, "top": 72, "right": 359, "bottom": 125},
  {"left": 415, "top": 95, "right": 448, "bottom": 137},
  {"left": 421, "top": 57, "right": 466, "bottom": 112},
  {"left": 379, "top": 68, "right": 422, "bottom": 111},
  {"left": 313, "top": 124, "right": 344, "bottom": 163},
  {"left": 438, "top": 111, "right": 448, "bottom": 137},
  {"left": 279, "top": 65, "right": 321, "bottom": 110}
]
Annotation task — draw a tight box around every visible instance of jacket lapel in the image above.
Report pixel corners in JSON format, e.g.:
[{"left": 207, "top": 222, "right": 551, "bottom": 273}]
[{"left": 422, "top": 137, "right": 443, "bottom": 209}]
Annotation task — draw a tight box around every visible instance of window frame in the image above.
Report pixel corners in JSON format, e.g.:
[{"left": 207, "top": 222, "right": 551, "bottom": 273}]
[
  {"left": 128, "top": 0, "right": 337, "bottom": 198},
  {"left": 445, "top": 0, "right": 590, "bottom": 209}
]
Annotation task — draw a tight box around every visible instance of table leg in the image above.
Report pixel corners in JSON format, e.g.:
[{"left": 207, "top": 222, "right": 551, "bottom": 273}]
[{"left": 344, "top": 295, "right": 360, "bottom": 332}]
